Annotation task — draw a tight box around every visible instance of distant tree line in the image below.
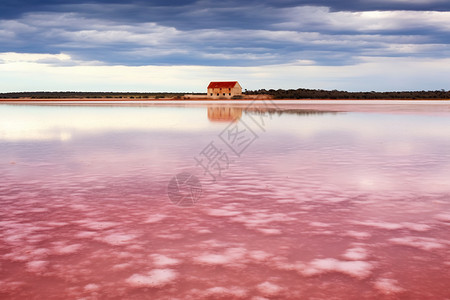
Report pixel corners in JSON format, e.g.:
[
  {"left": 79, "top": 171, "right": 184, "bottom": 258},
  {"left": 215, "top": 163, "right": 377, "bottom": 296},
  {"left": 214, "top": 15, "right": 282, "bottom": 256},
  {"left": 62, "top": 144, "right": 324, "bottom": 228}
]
[
  {"left": 2, "top": 89, "right": 450, "bottom": 100},
  {"left": 0, "top": 92, "right": 189, "bottom": 99},
  {"left": 245, "top": 88, "right": 450, "bottom": 100}
]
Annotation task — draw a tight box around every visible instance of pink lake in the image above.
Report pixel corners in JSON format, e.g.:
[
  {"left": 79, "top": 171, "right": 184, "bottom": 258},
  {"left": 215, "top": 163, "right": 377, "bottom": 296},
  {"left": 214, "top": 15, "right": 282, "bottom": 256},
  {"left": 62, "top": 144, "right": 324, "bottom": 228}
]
[{"left": 1, "top": 101, "right": 450, "bottom": 299}]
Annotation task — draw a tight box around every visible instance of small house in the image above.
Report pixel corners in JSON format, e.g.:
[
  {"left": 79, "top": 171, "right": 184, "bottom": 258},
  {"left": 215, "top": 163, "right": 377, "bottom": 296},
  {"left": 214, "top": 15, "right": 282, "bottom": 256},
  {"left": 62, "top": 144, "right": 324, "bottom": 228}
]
[{"left": 207, "top": 81, "right": 242, "bottom": 99}]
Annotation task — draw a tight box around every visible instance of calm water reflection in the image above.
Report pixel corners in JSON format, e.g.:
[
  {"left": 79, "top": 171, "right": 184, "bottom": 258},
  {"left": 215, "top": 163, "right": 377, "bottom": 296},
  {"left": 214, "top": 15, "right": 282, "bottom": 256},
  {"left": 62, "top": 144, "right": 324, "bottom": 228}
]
[{"left": 1, "top": 103, "right": 450, "bottom": 299}]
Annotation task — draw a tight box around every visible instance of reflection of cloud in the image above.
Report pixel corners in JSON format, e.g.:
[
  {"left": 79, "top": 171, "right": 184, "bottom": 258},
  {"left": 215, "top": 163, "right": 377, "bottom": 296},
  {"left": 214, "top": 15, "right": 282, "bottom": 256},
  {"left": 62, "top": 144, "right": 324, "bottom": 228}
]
[
  {"left": 0, "top": 131, "right": 73, "bottom": 142},
  {"left": 262, "top": 112, "right": 450, "bottom": 141},
  {"left": 383, "top": 141, "right": 416, "bottom": 156},
  {"left": 238, "top": 109, "right": 450, "bottom": 193},
  {"left": 0, "top": 105, "right": 210, "bottom": 141}
]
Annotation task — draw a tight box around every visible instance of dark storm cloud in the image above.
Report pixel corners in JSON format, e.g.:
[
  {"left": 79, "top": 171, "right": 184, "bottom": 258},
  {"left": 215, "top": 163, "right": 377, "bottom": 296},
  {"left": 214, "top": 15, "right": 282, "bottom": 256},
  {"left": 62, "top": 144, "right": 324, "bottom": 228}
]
[
  {"left": 2, "top": 0, "right": 450, "bottom": 18},
  {"left": 1, "top": 0, "right": 449, "bottom": 67},
  {"left": 0, "top": 0, "right": 195, "bottom": 19}
]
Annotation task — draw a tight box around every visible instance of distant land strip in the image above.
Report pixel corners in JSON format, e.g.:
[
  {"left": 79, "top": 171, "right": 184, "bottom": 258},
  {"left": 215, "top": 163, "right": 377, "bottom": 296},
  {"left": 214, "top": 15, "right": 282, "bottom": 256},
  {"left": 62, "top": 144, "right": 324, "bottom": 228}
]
[
  {"left": 248, "top": 88, "right": 450, "bottom": 100},
  {"left": 1, "top": 89, "right": 450, "bottom": 100}
]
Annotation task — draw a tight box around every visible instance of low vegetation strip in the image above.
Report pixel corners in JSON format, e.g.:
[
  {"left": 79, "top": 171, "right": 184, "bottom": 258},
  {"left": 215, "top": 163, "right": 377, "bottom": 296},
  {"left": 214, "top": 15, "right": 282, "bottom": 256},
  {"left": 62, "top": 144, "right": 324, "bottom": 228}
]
[
  {"left": 0, "top": 92, "right": 188, "bottom": 99},
  {"left": 246, "top": 88, "right": 450, "bottom": 100},
  {"left": 1, "top": 89, "right": 449, "bottom": 100}
]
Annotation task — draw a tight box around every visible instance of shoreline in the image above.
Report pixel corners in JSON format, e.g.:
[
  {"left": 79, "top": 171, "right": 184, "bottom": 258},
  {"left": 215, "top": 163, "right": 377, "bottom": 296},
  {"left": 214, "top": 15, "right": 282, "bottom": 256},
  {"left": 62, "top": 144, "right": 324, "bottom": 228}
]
[
  {"left": 2, "top": 99, "right": 450, "bottom": 114},
  {"left": 1, "top": 98, "right": 450, "bottom": 103}
]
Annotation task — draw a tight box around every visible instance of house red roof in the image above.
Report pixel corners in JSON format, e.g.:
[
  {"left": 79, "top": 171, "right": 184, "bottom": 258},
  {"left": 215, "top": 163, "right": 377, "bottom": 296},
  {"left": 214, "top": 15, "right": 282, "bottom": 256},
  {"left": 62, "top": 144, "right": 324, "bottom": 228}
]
[{"left": 208, "top": 81, "right": 238, "bottom": 89}]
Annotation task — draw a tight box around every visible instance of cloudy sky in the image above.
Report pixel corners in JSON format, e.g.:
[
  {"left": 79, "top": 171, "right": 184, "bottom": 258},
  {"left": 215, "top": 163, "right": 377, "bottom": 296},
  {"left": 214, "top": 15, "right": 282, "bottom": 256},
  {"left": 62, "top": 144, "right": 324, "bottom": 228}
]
[{"left": 1, "top": 0, "right": 449, "bottom": 92}]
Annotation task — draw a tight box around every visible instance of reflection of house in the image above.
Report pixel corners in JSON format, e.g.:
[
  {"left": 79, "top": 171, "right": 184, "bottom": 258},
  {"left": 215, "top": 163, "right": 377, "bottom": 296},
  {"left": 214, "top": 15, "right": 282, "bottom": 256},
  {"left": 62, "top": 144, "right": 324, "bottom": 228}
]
[
  {"left": 207, "top": 107, "right": 242, "bottom": 122},
  {"left": 207, "top": 81, "right": 242, "bottom": 99}
]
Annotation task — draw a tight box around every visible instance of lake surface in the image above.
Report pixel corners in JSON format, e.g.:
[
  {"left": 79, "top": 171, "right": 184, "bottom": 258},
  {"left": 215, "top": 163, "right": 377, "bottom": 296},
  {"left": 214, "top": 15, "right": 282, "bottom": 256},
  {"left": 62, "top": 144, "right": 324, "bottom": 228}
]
[{"left": 1, "top": 101, "right": 450, "bottom": 299}]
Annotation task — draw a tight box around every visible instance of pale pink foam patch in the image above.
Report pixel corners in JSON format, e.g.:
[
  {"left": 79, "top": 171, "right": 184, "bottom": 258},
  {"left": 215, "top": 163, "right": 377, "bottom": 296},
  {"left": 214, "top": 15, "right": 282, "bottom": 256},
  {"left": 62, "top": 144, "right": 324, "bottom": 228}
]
[
  {"left": 3, "top": 252, "right": 29, "bottom": 262},
  {"left": 75, "top": 231, "right": 97, "bottom": 239},
  {"left": 53, "top": 243, "right": 82, "bottom": 255},
  {"left": 269, "top": 256, "right": 302, "bottom": 271},
  {"left": 30, "top": 248, "right": 51, "bottom": 259},
  {"left": 194, "top": 253, "right": 230, "bottom": 265},
  {"left": 4, "top": 233, "right": 26, "bottom": 245},
  {"left": 345, "top": 230, "right": 371, "bottom": 239},
  {"left": 301, "top": 258, "right": 374, "bottom": 279},
  {"left": 435, "top": 213, "right": 450, "bottom": 223},
  {"left": 78, "top": 221, "right": 119, "bottom": 231},
  {"left": 194, "top": 248, "right": 247, "bottom": 266},
  {"left": 101, "top": 233, "right": 137, "bottom": 246},
  {"left": 202, "top": 286, "right": 248, "bottom": 298},
  {"left": 374, "top": 278, "right": 405, "bottom": 295},
  {"left": 151, "top": 254, "right": 181, "bottom": 266},
  {"left": 126, "top": 269, "right": 178, "bottom": 288},
  {"left": 156, "top": 233, "right": 184, "bottom": 240},
  {"left": 276, "top": 199, "right": 296, "bottom": 204},
  {"left": 352, "top": 220, "right": 403, "bottom": 230},
  {"left": 5, "top": 247, "right": 51, "bottom": 262},
  {"left": 30, "top": 208, "right": 48, "bottom": 213},
  {"left": 255, "top": 228, "right": 282, "bottom": 235},
  {"left": 401, "top": 222, "right": 431, "bottom": 232},
  {"left": 206, "top": 208, "right": 241, "bottom": 217},
  {"left": 257, "top": 281, "right": 283, "bottom": 297},
  {"left": 352, "top": 220, "right": 430, "bottom": 232},
  {"left": 84, "top": 283, "right": 100, "bottom": 292},
  {"left": 116, "top": 251, "right": 134, "bottom": 258},
  {"left": 69, "top": 204, "right": 90, "bottom": 211},
  {"left": 198, "top": 239, "right": 231, "bottom": 249},
  {"left": 389, "top": 236, "right": 446, "bottom": 251},
  {"left": 0, "top": 280, "right": 25, "bottom": 293},
  {"left": 342, "top": 246, "right": 368, "bottom": 261},
  {"left": 112, "top": 263, "right": 132, "bottom": 270},
  {"left": 27, "top": 234, "right": 50, "bottom": 244},
  {"left": 309, "top": 222, "right": 332, "bottom": 228},
  {"left": 45, "top": 221, "right": 69, "bottom": 227},
  {"left": 127, "top": 244, "right": 144, "bottom": 251},
  {"left": 26, "top": 260, "right": 49, "bottom": 273},
  {"left": 249, "top": 250, "right": 272, "bottom": 261},
  {"left": 144, "top": 214, "right": 168, "bottom": 223},
  {"left": 231, "top": 212, "right": 296, "bottom": 229}
]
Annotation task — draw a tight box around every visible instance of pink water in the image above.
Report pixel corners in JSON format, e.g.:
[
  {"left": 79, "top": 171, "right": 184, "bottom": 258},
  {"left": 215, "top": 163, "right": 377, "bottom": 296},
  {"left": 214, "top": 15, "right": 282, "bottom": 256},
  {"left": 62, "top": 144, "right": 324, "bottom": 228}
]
[{"left": 1, "top": 103, "right": 450, "bottom": 299}]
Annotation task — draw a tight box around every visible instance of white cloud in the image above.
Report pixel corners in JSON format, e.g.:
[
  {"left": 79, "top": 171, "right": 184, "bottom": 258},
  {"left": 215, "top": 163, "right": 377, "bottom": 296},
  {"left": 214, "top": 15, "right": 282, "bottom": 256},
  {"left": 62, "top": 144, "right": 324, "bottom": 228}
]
[
  {"left": 365, "top": 0, "right": 446, "bottom": 4},
  {"left": 280, "top": 7, "right": 450, "bottom": 32},
  {"left": 1, "top": 52, "right": 450, "bottom": 93},
  {"left": 2, "top": 9, "right": 449, "bottom": 70},
  {"left": 54, "top": 23, "right": 179, "bottom": 46},
  {"left": 0, "top": 52, "right": 71, "bottom": 63},
  {"left": 0, "top": 19, "right": 35, "bottom": 36}
]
